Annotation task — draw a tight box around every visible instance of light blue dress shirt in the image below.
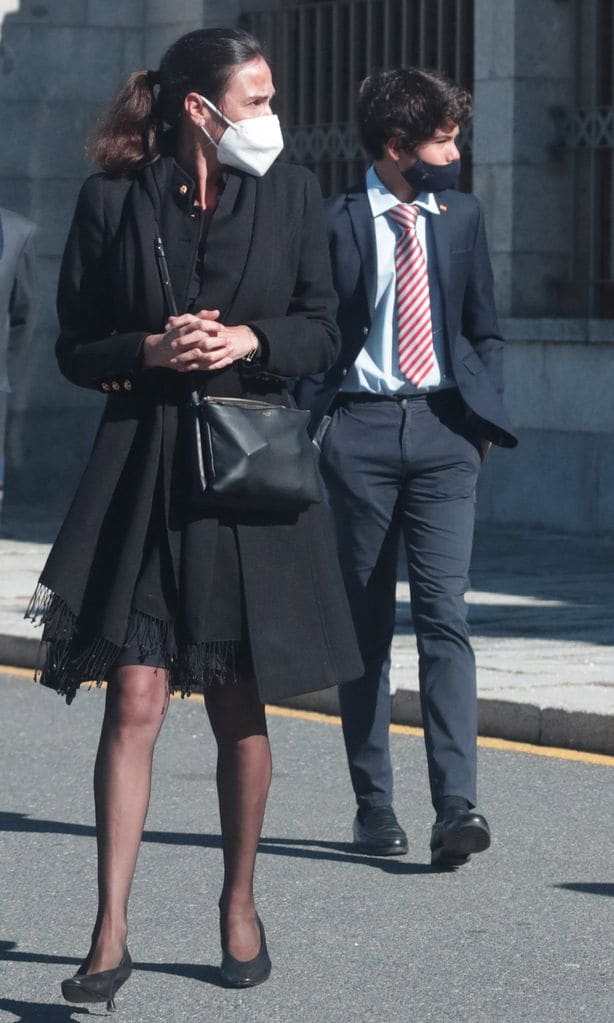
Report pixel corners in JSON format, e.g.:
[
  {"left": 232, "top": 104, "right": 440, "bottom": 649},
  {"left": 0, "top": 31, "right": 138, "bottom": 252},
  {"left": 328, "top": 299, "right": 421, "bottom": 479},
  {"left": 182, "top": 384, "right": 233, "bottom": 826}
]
[{"left": 341, "top": 165, "right": 455, "bottom": 396}]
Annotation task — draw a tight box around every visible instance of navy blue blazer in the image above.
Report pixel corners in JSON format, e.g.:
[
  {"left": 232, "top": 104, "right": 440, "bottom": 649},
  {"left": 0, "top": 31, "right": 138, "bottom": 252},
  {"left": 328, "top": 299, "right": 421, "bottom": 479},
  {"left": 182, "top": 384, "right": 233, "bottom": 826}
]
[{"left": 296, "top": 181, "right": 517, "bottom": 448}]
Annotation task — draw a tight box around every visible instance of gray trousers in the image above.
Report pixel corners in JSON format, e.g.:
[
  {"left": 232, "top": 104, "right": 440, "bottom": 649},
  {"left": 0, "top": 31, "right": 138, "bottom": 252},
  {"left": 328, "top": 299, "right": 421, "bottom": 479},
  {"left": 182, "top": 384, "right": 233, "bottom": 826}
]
[{"left": 319, "top": 390, "right": 482, "bottom": 811}]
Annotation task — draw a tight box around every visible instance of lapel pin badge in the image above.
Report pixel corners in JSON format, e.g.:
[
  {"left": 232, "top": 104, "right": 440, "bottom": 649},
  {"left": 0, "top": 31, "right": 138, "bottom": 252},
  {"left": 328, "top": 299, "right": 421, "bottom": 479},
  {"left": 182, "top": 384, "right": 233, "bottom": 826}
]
[{"left": 439, "top": 203, "right": 448, "bottom": 212}]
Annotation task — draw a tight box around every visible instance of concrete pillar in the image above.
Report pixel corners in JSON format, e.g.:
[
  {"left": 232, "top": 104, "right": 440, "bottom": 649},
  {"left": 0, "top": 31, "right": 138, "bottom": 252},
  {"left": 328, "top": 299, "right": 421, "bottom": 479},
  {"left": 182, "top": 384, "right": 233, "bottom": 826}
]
[
  {"left": 472, "top": 1, "right": 614, "bottom": 535},
  {"left": 472, "top": 0, "right": 575, "bottom": 316}
]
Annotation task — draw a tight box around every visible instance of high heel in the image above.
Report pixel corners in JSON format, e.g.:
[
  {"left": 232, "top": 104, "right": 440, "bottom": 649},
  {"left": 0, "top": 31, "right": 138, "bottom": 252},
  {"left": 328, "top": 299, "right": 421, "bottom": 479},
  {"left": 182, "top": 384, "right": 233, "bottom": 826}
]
[
  {"left": 220, "top": 916, "right": 271, "bottom": 988},
  {"left": 61, "top": 947, "right": 133, "bottom": 1011}
]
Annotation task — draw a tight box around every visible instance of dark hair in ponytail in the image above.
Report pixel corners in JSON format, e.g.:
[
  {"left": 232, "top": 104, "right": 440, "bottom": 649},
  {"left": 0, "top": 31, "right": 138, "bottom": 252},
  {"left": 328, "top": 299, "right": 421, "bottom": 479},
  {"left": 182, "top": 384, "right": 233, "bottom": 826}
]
[
  {"left": 88, "top": 70, "right": 160, "bottom": 174},
  {"left": 88, "top": 27, "right": 265, "bottom": 176}
]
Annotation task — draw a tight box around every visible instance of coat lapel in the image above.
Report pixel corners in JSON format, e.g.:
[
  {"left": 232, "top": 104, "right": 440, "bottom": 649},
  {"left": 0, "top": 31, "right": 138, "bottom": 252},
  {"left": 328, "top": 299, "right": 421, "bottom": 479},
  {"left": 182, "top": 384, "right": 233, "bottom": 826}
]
[
  {"left": 346, "top": 188, "right": 377, "bottom": 318},
  {"left": 198, "top": 170, "right": 257, "bottom": 320},
  {"left": 429, "top": 194, "right": 451, "bottom": 335}
]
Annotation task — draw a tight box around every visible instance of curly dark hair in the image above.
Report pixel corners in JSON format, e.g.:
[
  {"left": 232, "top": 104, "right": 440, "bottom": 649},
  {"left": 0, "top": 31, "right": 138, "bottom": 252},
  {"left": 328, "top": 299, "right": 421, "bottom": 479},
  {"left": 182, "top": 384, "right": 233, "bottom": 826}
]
[{"left": 357, "top": 67, "right": 472, "bottom": 160}]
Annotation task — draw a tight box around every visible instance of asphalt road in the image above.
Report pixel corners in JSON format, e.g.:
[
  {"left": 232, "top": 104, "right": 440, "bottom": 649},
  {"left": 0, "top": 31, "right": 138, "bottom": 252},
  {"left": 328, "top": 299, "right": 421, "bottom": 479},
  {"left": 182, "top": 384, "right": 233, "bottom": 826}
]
[{"left": 1, "top": 672, "right": 613, "bottom": 1023}]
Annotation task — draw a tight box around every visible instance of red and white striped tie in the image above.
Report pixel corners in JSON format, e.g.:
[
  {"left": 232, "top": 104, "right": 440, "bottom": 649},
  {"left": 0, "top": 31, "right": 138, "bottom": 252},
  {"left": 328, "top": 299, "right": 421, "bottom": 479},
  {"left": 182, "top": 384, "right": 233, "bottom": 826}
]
[{"left": 387, "top": 204, "right": 435, "bottom": 387}]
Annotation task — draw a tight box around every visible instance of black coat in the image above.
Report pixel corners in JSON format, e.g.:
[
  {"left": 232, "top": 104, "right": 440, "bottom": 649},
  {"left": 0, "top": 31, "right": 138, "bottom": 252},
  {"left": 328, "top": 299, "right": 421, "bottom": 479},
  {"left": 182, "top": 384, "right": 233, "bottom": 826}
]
[
  {"left": 296, "top": 182, "right": 518, "bottom": 448},
  {"left": 30, "top": 155, "right": 362, "bottom": 704}
]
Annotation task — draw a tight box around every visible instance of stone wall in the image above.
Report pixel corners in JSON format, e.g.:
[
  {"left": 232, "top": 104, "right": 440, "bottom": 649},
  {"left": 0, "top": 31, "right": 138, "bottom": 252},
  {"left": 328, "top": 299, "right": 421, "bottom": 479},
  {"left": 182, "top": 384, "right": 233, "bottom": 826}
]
[
  {"left": 0, "top": 1, "right": 209, "bottom": 523},
  {"left": 472, "top": 0, "right": 576, "bottom": 318},
  {"left": 1, "top": 0, "right": 612, "bottom": 535},
  {"left": 476, "top": 321, "right": 614, "bottom": 534},
  {"left": 472, "top": 0, "right": 614, "bottom": 535}
]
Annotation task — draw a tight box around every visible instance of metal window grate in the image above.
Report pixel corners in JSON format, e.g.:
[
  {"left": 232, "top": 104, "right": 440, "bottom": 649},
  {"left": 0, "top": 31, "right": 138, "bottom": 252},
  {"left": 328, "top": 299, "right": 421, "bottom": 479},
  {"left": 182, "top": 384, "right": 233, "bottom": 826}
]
[
  {"left": 554, "top": 0, "right": 614, "bottom": 316},
  {"left": 560, "top": 107, "right": 614, "bottom": 149},
  {"left": 240, "top": 0, "right": 474, "bottom": 195}
]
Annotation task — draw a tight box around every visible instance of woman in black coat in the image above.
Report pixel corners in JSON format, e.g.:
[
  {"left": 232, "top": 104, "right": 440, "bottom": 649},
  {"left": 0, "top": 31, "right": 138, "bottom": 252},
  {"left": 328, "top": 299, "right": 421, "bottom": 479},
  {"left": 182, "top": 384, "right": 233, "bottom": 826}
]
[{"left": 29, "top": 27, "right": 362, "bottom": 1007}]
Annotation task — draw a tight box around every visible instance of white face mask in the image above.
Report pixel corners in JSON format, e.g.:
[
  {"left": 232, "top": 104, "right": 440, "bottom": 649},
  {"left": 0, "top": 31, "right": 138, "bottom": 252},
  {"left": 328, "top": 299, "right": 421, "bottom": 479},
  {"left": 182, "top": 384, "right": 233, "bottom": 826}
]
[{"left": 199, "top": 94, "right": 284, "bottom": 177}]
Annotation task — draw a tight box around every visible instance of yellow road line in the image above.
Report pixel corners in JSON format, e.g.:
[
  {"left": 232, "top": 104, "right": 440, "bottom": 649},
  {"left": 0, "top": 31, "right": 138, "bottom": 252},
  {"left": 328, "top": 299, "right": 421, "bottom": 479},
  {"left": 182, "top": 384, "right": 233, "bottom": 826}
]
[
  {"left": 3, "top": 666, "right": 613, "bottom": 766},
  {"left": 0, "top": 664, "right": 33, "bottom": 678},
  {"left": 267, "top": 705, "right": 614, "bottom": 767}
]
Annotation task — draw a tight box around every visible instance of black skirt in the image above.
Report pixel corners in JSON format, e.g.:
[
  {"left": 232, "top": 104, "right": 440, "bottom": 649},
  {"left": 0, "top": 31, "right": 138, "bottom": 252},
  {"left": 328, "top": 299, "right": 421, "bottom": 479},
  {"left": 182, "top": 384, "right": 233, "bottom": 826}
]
[{"left": 114, "top": 518, "right": 250, "bottom": 678}]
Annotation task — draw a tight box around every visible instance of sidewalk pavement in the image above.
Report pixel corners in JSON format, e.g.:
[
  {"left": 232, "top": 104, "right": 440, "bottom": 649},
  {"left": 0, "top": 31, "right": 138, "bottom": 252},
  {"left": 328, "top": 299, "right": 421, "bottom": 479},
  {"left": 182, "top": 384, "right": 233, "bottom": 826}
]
[{"left": 1, "top": 523, "right": 613, "bottom": 755}]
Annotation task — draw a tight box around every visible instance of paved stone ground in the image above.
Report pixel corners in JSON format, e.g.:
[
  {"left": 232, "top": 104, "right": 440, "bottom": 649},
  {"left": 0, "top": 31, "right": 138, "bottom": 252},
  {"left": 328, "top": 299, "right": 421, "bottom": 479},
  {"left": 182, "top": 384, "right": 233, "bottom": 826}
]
[
  {"left": 1, "top": 524, "right": 613, "bottom": 752},
  {"left": 1, "top": 675, "right": 613, "bottom": 1023}
]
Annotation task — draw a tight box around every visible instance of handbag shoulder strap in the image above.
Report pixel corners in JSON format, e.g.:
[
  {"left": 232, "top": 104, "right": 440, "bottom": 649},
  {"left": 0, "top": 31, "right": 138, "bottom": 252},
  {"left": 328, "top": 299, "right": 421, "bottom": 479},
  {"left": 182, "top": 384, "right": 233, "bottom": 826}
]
[
  {"left": 154, "top": 235, "right": 178, "bottom": 316},
  {"left": 154, "top": 234, "right": 200, "bottom": 406}
]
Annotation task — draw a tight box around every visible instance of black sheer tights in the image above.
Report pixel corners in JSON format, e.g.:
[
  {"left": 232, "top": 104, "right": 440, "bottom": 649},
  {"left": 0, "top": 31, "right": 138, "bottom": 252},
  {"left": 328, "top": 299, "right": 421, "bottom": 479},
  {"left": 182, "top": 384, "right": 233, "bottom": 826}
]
[
  {"left": 82, "top": 663, "right": 271, "bottom": 975},
  {"left": 205, "top": 673, "right": 271, "bottom": 962}
]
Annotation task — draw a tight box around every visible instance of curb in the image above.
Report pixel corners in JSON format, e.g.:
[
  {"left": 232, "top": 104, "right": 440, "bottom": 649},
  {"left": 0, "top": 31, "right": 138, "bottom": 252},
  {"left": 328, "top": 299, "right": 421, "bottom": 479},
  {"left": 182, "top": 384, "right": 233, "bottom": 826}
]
[
  {"left": 2, "top": 632, "right": 613, "bottom": 757},
  {"left": 0, "top": 633, "right": 40, "bottom": 671},
  {"left": 277, "top": 689, "right": 614, "bottom": 758}
]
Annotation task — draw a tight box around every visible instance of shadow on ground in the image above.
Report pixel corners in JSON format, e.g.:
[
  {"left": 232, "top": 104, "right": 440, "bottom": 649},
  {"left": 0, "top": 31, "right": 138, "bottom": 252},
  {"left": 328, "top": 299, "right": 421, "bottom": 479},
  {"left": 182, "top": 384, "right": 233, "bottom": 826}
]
[
  {"left": 393, "top": 525, "right": 614, "bottom": 646},
  {"left": 0, "top": 811, "right": 434, "bottom": 875},
  {"left": 0, "top": 939, "right": 220, "bottom": 984},
  {"left": 554, "top": 882, "right": 614, "bottom": 897},
  {"left": 0, "top": 999, "right": 89, "bottom": 1023}
]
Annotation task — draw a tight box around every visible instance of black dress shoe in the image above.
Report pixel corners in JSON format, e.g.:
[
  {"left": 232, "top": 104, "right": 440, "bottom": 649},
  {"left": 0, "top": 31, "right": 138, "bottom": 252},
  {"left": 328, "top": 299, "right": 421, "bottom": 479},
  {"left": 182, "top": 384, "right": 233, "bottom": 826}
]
[
  {"left": 353, "top": 806, "right": 409, "bottom": 856},
  {"left": 61, "top": 947, "right": 132, "bottom": 1011},
  {"left": 220, "top": 916, "right": 271, "bottom": 988},
  {"left": 430, "top": 811, "right": 491, "bottom": 869}
]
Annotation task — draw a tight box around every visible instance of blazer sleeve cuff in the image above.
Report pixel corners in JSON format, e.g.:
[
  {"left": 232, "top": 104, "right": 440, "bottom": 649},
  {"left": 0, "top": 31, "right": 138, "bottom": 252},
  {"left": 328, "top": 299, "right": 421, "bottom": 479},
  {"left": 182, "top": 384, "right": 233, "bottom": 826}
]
[
  {"left": 243, "top": 318, "right": 338, "bottom": 380},
  {"left": 58, "top": 331, "right": 147, "bottom": 393}
]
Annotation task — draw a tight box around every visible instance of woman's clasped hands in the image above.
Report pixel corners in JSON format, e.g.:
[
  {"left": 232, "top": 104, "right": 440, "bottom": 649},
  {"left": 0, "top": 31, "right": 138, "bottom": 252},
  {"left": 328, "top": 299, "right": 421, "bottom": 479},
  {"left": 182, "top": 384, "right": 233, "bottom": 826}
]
[{"left": 143, "top": 309, "right": 256, "bottom": 372}]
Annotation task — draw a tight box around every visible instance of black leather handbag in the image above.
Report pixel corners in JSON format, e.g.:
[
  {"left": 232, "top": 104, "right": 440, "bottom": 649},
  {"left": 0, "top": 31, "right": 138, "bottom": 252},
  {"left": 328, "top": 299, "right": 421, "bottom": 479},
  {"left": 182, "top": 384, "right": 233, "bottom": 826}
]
[
  {"left": 188, "top": 394, "right": 321, "bottom": 510},
  {"left": 155, "top": 236, "right": 321, "bottom": 511}
]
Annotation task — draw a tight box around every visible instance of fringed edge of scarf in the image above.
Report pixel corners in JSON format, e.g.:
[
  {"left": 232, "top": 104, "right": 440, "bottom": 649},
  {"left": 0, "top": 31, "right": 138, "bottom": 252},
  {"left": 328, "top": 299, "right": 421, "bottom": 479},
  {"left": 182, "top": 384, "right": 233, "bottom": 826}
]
[
  {"left": 26, "top": 582, "right": 77, "bottom": 640},
  {"left": 173, "top": 639, "right": 240, "bottom": 698},
  {"left": 26, "top": 583, "right": 242, "bottom": 705}
]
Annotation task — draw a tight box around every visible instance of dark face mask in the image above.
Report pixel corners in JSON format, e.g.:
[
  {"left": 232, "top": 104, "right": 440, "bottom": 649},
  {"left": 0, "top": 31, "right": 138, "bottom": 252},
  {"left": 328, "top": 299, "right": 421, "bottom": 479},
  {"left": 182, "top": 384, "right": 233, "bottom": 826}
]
[{"left": 401, "top": 158, "right": 461, "bottom": 193}]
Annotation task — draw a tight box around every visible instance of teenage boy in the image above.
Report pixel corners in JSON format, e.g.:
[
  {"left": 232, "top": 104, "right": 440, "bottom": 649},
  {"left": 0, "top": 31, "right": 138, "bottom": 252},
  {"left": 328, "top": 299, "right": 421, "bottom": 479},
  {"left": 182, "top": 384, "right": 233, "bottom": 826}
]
[{"left": 298, "top": 68, "right": 517, "bottom": 867}]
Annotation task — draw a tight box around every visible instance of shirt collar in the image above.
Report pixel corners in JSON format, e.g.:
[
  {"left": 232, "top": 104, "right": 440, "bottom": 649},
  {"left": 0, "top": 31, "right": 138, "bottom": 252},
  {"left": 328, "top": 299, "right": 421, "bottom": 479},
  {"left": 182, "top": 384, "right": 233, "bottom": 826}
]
[{"left": 365, "top": 164, "right": 440, "bottom": 219}]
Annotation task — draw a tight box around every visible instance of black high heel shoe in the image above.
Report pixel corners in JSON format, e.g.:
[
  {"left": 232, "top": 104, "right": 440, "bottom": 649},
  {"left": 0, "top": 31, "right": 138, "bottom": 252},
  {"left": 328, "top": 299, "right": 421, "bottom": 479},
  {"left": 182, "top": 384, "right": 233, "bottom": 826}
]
[
  {"left": 220, "top": 916, "right": 271, "bottom": 988},
  {"left": 61, "top": 947, "right": 133, "bottom": 1012}
]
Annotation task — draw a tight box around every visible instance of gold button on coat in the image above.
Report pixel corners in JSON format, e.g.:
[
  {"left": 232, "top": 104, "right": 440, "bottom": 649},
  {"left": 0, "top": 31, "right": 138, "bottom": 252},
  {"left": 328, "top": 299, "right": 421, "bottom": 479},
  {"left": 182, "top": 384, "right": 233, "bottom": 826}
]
[
  {"left": 123, "top": 380, "right": 132, "bottom": 391},
  {"left": 179, "top": 183, "right": 188, "bottom": 195},
  {"left": 111, "top": 380, "right": 121, "bottom": 391},
  {"left": 101, "top": 382, "right": 111, "bottom": 392}
]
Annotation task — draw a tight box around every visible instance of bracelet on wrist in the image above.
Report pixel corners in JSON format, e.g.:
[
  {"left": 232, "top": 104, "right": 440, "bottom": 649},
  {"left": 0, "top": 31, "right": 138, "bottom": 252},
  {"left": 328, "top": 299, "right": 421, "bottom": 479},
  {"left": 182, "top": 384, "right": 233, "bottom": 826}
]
[{"left": 241, "top": 328, "right": 260, "bottom": 364}]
